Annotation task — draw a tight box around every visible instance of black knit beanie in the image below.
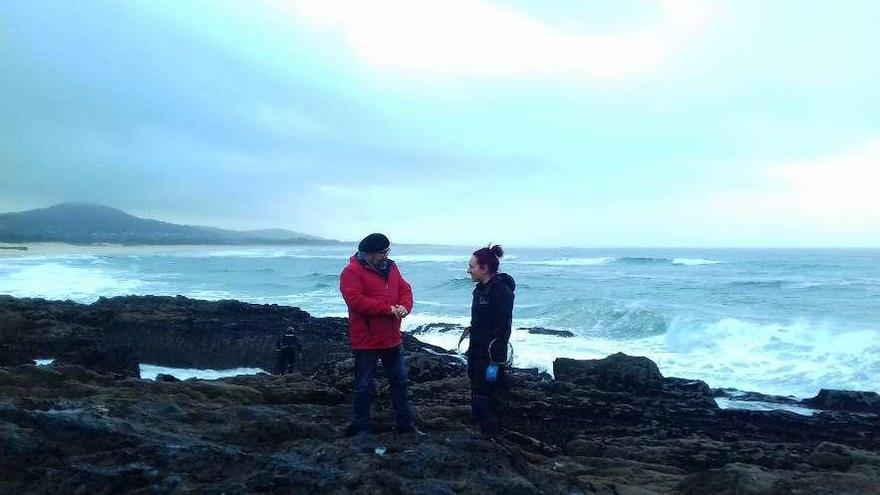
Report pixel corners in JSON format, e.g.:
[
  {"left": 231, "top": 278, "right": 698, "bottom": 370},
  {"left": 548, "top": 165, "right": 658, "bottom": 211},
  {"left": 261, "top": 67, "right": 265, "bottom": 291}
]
[{"left": 358, "top": 233, "right": 390, "bottom": 253}]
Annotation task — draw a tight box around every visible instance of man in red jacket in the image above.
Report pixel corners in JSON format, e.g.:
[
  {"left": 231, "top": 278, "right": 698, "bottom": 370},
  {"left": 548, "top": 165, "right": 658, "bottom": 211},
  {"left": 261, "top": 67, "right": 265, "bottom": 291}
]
[{"left": 339, "top": 233, "right": 417, "bottom": 436}]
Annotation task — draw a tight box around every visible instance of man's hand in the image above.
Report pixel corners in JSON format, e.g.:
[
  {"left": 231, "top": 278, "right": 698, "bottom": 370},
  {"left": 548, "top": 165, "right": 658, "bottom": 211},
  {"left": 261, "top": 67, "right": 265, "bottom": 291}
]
[{"left": 391, "top": 305, "right": 409, "bottom": 318}]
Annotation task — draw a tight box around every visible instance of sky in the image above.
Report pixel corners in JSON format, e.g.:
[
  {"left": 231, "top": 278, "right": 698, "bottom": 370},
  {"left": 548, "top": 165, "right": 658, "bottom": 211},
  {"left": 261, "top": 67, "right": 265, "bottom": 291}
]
[{"left": 1, "top": 0, "right": 879, "bottom": 247}]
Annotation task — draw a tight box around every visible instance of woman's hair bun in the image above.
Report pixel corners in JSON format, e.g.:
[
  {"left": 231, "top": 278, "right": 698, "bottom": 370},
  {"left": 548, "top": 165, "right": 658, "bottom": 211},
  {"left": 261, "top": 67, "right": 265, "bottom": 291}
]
[{"left": 489, "top": 244, "right": 504, "bottom": 259}]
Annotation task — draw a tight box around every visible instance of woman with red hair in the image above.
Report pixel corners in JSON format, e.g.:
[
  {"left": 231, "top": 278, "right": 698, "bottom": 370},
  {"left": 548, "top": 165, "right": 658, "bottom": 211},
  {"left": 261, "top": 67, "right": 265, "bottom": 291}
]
[{"left": 466, "top": 244, "right": 515, "bottom": 439}]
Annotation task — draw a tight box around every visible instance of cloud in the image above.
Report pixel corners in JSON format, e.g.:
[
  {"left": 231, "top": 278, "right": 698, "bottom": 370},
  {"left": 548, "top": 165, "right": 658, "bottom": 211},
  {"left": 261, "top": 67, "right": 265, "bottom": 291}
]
[
  {"left": 308, "top": 181, "right": 542, "bottom": 245},
  {"left": 631, "top": 138, "right": 880, "bottom": 246},
  {"left": 282, "top": 0, "right": 720, "bottom": 81},
  {"left": 2, "top": 1, "right": 877, "bottom": 247},
  {"left": 718, "top": 139, "right": 880, "bottom": 230},
  {"left": 764, "top": 139, "right": 880, "bottom": 225},
  {"left": 469, "top": 139, "right": 880, "bottom": 247}
]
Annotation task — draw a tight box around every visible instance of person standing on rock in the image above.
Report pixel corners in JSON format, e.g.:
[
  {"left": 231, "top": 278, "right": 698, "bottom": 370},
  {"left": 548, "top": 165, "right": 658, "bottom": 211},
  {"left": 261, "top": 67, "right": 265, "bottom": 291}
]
[
  {"left": 339, "top": 233, "right": 419, "bottom": 436},
  {"left": 466, "top": 244, "right": 515, "bottom": 439},
  {"left": 274, "top": 326, "right": 301, "bottom": 375}
]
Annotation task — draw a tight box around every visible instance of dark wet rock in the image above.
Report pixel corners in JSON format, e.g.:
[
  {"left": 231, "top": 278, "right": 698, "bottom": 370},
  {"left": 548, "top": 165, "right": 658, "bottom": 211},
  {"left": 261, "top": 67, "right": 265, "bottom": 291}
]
[
  {"left": 155, "top": 374, "right": 180, "bottom": 383},
  {"left": 803, "top": 389, "right": 880, "bottom": 414},
  {"left": 410, "top": 322, "right": 463, "bottom": 335},
  {"left": 1, "top": 295, "right": 879, "bottom": 494},
  {"left": 807, "top": 441, "right": 880, "bottom": 471},
  {"left": 679, "top": 463, "right": 790, "bottom": 495},
  {"left": 509, "top": 367, "right": 553, "bottom": 381},
  {"left": 0, "top": 344, "right": 34, "bottom": 367},
  {"left": 0, "top": 295, "right": 339, "bottom": 374},
  {"left": 520, "top": 327, "right": 575, "bottom": 338},
  {"left": 553, "top": 352, "right": 664, "bottom": 392},
  {"left": 0, "top": 308, "right": 39, "bottom": 366},
  {"left": 54, "top": 340, "right": 140, "bottom": 378},
  {"left": 405, "top": 354, "right": 465, "bottom": 383},
  {"left": 666, "top": 377, "right": 713, "bottom": 397}
]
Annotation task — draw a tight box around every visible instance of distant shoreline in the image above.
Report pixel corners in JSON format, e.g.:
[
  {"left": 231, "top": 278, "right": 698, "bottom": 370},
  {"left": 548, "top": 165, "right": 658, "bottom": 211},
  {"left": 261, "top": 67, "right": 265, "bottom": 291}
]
[{"left": 0, "top": 242, "right": 345, "bottom": 258}]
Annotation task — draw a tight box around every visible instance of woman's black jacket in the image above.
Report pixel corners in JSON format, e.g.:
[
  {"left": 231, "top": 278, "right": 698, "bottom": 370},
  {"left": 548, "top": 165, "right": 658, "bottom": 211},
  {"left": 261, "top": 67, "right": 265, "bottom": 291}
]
[{"left": 467, "top": 273, "right": 515, "bottom": 361}]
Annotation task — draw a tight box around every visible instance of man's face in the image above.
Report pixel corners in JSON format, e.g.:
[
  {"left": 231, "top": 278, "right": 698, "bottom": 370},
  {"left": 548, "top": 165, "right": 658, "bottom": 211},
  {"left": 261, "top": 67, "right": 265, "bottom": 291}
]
[{"left": 366, "top": 247, "right": 390, "bottom": 266}]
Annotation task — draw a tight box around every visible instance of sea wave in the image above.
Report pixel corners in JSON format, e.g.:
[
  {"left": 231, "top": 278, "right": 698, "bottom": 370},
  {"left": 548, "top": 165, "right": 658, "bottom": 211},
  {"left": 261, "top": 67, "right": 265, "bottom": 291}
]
[
  {"left": 184, "top": 289, "right": 237, "bottom": 300},
  {"left": 0, "top": 254, "right": 101, "bottom": 265},
  {"left": 672, "top": 258, "right": 722, "bottom": 266},
  {"left": 170, "top": 250, "right": 345, "bottom": 260},
  {"left": 616, "top": 257, "right": 668, "bottom": 265},
  {"left": 517, "top": 298, "right": 671, "bottom": 339},
  {"left": 393, "top": 255, "right": 465, "bottom": 263},
  {"left": 398, "top": 311, "right": 880, "bottom": 398},
  {"left": 727, "top": 280, "right": 787, "bottom": 288},
  {"left": 273, "top": 290, "right": 345, "bottom": 310},
  {"left": 661, "top": 317, "right": 880, "bottom": 397},
  {"left": 432, "top": 277, "right": 475, "bottom": 290},
  {"left": 0, "top": 263, "right": 142, "bottom": 303},
  {"left": 515, "top": 257, "right": 614, "bottom": 266},
  {"left": 414, "top": 299, "right": 467, "bottom": 308},
  {"left": 202, "top": 249, "right": 290, "bottom": 258},
  {"left": 514, "top": 256, "right": 721, "bottom": 266},
  {"left": 305, "top": 272, "right": 338, "bottom": 282}
]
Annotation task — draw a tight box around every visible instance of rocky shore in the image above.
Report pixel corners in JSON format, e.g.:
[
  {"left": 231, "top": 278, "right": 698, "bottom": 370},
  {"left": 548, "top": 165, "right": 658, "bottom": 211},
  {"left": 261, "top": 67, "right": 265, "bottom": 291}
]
[{"left": 1, "top": 295, "right": 879, "bottom": 494}]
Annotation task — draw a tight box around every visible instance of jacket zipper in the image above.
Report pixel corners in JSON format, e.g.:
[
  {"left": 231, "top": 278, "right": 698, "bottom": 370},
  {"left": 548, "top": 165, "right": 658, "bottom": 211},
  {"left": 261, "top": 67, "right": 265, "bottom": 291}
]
[{"left": 363, "top": 260, "right": 392, "bottom": 302}]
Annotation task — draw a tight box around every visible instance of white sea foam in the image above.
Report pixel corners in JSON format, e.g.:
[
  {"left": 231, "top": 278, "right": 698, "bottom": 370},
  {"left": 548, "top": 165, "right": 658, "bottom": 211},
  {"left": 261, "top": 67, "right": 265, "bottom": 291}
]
[
  {"left": 714, "top": 398, "right": 817, "bottom": 416},
  {"left": 275, "top": 290, "right": 345, "bottom": 310},
  {"left": 172, "top": 249, "right": 287, "bottom": 259},
  {"left": 0, "top": 263, "right": 142, "bottom": 302},
  {"left": 672, "top": 258, "right": 722, "bottom": 266},
  {"left": 402, "top": 313, "right": 472, "bottom": 333},
  {"left": 167, "top": 247, "right": 349, "bottom": 260},
  {"left": 139, "top": 364, "right": 267, "bottom": 380},
  {"left": 183, "top": 290, "right": 238, "bottom": 301},
  {"left": 316, "top": 311, "right": 350, "bottom": 319},
  {"left": 406, "top": 319, "right": 665, "bottom": 370},
  {"left": 403, "top": 313, "right": 880, "bottom": 398},
  {"left": 4, "top": 246, "right": 876, "bottom": 400},
  {"left": 401, "top": 313, "right": 473, "bottom": 352},
  {"left": 659, "top": 318, "right": 880, "bottom": 397},
  {"left": 35, "top": 358, "right": 55, "bottom": 366},
  {"left": 0, "top": 254, "right": 100, "bottom": 263}
]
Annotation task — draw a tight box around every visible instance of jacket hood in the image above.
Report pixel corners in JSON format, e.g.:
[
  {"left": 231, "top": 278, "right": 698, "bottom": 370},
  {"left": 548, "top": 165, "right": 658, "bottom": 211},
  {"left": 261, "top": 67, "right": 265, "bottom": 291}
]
[{"left": 492, "top": 272, "right": 516, "bottom": 292}]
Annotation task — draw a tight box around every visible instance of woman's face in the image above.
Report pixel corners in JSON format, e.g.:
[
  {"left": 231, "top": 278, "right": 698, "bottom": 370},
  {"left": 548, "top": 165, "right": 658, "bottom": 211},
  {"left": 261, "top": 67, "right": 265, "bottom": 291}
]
[{"left": 467, "top": 255, "right": 488, "bottom": 282}]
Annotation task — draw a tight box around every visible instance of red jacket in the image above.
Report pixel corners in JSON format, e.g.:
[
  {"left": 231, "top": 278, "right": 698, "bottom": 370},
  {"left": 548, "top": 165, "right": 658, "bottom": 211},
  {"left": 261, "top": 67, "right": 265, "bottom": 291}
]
[{"left": 339, "top": 255, "right": 414, "bottom": 350}]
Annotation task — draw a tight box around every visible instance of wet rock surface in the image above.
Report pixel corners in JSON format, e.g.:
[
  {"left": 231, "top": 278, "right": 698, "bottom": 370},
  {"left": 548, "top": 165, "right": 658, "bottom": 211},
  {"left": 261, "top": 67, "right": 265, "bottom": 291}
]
[
  {"left": 554, "top": 352, "right": 666, "bottom": 392},
  {"left": 1, "top": 295, "right": 879, "bottom": 494},
  {"left": 520, "top": 327, "right": 576, "bottom": 338},
  {"left": 803, "top": 389, "right": 880, "bottom": 415}
]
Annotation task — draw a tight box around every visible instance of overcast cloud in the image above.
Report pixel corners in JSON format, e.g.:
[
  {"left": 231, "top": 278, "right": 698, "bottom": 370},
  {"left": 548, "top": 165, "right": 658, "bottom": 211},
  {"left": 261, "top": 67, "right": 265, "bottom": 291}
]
[{"left": 2, "top": 0, "right": 879, "bottom": 246}]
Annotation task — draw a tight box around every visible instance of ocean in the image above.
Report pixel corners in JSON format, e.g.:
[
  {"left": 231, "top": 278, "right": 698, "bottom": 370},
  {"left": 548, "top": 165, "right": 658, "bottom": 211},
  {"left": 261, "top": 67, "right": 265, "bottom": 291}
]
[{"left": 2, "top": 244, "right": 878, "bottom": 398}]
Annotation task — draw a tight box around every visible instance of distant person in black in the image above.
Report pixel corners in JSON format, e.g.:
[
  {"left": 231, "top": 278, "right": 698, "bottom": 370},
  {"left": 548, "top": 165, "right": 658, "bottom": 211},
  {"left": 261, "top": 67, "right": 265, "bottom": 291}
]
[
  {"left": 275, "top": 326, "right": 302, "bottom": 375},
  {"left": 466, "top": 244, "right": 515, "bottom": 438}
]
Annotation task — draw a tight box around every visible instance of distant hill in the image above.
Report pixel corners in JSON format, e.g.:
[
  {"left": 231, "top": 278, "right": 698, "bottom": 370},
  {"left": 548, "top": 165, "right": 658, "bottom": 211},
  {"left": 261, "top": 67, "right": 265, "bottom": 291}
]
[{"left": 0, "top": 203, "right": 338, "bottom": 245}]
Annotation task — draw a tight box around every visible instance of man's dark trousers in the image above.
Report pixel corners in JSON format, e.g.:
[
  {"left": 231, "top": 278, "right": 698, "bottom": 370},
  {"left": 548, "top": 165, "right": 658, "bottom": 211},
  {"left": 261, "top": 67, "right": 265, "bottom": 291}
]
[{"left": 352, "top": 346, "right": 414, "bottom": 432}]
